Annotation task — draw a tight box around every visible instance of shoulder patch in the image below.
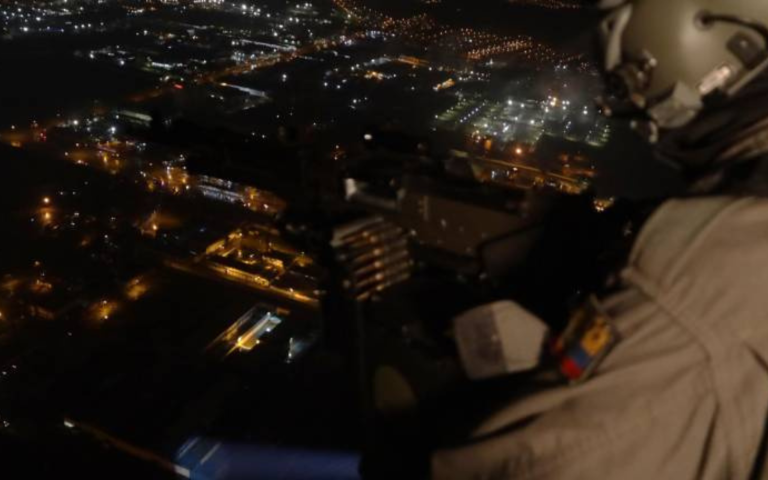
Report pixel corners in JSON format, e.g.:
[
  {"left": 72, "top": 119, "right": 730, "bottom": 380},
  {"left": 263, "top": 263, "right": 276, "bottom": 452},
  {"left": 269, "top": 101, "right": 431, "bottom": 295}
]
[{"left": 550, "top": 296, "right": 619, "bottom": 384}]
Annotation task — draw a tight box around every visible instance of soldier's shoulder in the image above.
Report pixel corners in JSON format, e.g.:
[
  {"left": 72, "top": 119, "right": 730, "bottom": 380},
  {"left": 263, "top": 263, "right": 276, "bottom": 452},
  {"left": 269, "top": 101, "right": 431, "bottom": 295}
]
[{"left": 629, "top": 196, "right": 768, "bottom": 287}]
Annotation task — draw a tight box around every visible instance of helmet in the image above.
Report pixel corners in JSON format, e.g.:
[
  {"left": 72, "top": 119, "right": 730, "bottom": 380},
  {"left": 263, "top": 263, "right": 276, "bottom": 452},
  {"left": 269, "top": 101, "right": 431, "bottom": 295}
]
[{"left": 597, "top": 0, "right": 768, "bottom": 143}]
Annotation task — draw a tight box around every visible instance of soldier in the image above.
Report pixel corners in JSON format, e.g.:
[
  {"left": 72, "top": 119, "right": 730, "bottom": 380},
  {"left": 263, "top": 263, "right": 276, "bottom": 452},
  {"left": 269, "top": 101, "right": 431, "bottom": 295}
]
[{"left": 433, "top": 1, "right": 768, "bottom": 478}]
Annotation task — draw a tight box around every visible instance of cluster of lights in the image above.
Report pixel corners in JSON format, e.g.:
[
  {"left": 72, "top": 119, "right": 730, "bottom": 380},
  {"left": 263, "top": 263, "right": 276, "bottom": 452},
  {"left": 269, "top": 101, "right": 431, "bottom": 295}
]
[
  {"left": 507, "top": 0, "right": 584, "bottom": 10},
  {"left": 436, "top": 88, "right": 611, "bottom": 153},
  {"left": 333, "top": 0, "right": 570, "bottom": 65},
  {"left": 0, "top": 1, "right": 107, "bottom": 36}
]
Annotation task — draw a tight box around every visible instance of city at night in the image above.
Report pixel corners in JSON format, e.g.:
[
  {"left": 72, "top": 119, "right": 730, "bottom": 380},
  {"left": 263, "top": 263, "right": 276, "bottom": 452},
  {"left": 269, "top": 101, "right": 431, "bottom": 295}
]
[{"left": 3, "top": 0, "right": 768, "bottom": 479}]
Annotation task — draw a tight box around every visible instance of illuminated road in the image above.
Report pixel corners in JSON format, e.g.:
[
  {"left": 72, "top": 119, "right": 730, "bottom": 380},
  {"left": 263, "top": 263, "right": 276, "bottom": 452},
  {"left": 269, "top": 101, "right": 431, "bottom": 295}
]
[
  {"left": 63, "top": 418, "right": 183, "bottom": 478},
  {"left": 162, "top": 258, "right": 319, "bottom": 309},
  {"left": 451, "top": 150, "right": 590, "bottom": 194}
]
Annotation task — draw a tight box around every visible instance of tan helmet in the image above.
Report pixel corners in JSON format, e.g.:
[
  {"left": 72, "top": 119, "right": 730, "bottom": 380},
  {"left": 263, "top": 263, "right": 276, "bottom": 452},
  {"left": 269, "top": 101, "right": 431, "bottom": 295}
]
[{"left": 597, "top": 0, "right": 768, "bottom": 142}]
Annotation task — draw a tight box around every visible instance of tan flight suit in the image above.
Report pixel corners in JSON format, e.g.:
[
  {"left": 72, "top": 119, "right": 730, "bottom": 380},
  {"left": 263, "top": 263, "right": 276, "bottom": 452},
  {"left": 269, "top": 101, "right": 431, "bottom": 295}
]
[{"left": 433, "top": 196, "right": 768, "bottom": 480}]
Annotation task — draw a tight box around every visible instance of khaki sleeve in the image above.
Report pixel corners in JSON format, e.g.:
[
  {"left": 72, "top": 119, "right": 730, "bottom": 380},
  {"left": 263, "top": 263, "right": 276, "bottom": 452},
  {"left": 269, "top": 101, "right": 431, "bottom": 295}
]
[
  {"left": 432, "top": 286, "right": 723, "bottom": 480},
  {"left": 432, "top": 377, "right": 719, "bottom": 480}
]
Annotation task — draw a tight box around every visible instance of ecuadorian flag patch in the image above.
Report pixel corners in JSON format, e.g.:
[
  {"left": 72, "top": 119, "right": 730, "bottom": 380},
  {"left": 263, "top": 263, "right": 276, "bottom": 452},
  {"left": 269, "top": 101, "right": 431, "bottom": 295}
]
[{"left": 550, "top": 296, "right": 618, "bottom": 384}]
